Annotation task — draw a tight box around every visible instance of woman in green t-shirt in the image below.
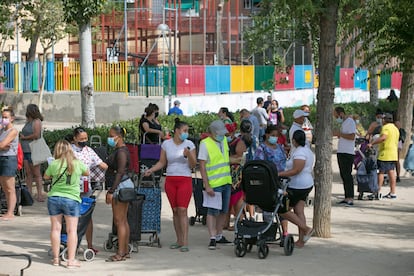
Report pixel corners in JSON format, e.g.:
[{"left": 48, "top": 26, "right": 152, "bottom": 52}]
[{"left": 44, "top": 140, "right": 89, "bottom": 268}]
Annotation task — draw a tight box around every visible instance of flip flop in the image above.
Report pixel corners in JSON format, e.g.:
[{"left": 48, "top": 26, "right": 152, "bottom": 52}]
[
  {"left": 180, "top": 246, "right": 189, "bottom": 252},
  {"left": 0, "top": 216, "right": 14, "bottom": 221},
  {"left": 105, "top": 254, "right": 126, "bottom": 262},
  {"left": 303, "top": 228, "right": 314, "bottom": 243},
  {"left": 169, "top": 243, "right": 182, "bottom": 249}
]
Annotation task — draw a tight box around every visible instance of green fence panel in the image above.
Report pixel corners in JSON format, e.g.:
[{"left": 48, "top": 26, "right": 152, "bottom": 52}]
[
  {"left": 335, "top": 65, "right": 340, "bottom": 87},
  {"left": 163, "top": 66, "right": 176, "bottom": 96},
  {"left": 380, "top": 71, "right": 391, "bottom": 89},
  {"left": 254, "top": 66, "right": 275, "bottom": 91}
]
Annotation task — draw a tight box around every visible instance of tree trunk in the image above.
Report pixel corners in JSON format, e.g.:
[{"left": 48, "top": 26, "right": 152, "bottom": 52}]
[
  {"left": 369, "top": 67, "right": 379, "bottom": 105},
  {"left": 38, "top": 52, "right": 47, "bottom": 112},
  {"left": 28, "top": 33, "right": 40, "bottom": 62},
  {"left": 313, "top": 0, "right": 339, "bottom": 238},
  {"left": 216, "top": 0, "right": 225, "bottom": 65},
  {"left": 398, "top": 71, "right": 414, "bottom": 158},
  {"left": 79, "top": 22, "right": 96, "bottom": 128}
]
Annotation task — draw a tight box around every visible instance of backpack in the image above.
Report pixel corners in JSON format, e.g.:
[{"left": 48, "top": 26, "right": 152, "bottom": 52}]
[{"left": 17, "top": 143, "right": 24, "bottom": 170}]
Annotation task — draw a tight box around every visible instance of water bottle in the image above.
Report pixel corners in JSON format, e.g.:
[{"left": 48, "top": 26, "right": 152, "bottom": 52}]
[
  {"left": 81, "top": 176, "right": 89, "bottom": 193},
  {"left": 240, "top": 151, "right": 248, "bottom": 166}
]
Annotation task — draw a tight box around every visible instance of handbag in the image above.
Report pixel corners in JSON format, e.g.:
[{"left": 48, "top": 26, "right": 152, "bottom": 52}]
[
  {"left": 20, "top": 185, "right": 34, "bottom": 206},
  {"left": 117, "top": 188, "right": 137, "bottom": 202},
  {"left": 29, "top": 136, "right": 52, "bottom": 166}
]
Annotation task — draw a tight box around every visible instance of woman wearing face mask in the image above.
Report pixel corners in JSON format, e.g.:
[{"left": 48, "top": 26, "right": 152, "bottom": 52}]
[
  {"left": 0, "top": 107, "right": 19, "bottom": 221},
  {"left": 139, "top": 103, "right": 164, "bottom": 144},
  {"left": 20, "top": 104, "right": 44, "bottom": 202},
  {"left": 144, "top": 118, "right": 196, "bottom": 252},
  {"left": 105, "top": 126, "right": 134, "bottom": 262},
  {"left": 71, "top": 127, "right": 108, "bottom": 254},
  {"left": 253, "top": 125, "right": 288, "bottom": 238},
  {"left": 268, "top": 100, "right": 285, "bottom": 126}
]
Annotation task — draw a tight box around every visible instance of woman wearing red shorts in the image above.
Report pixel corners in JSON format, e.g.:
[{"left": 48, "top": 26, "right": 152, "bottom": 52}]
[{"left": 144, "top": 118, "right": 196, "bottom": 252}]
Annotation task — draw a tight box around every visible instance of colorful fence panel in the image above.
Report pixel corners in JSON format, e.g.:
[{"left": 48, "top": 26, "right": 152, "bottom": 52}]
[
  {"left": 294, "top": 65, "right": 313, "bottom": 89},
  {"left": 275, "top": 67, "right": 294, "bottom": 90},
  {"left": 380, "top": 71, "right": 391, "bottom": 89},
  {"left": 335, "top": 66, "right": 340, "bottom": 87},
  {"left": 340, "top": 68, "right": 354, "bottom": 89},
  {"left": 254, "top": 66, "right": 274, "bottom": 91},
  {"left": 230, "top": 65, "right": 254, "bottom": 93},
  {"left": 163, "top": 66, "right": 177, "bottom": 96},
  {"left": 391, "top": 72, "right": 402, "bottom": 90},
  {"left": 176, "top": 65, "right": 205, "bottom": 95},
  {"left": 354, "top": 69, "right": 368, "bottom": 90},
  {"left": 205, "top": 66, "right": 230, "bottom": 94}
]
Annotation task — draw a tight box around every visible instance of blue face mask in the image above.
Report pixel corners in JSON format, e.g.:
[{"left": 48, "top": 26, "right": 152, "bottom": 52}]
[
  {"left": 107, "top": 137, "right": 116, "bottom": 147},
  {"left": 180, "top": 132, "right": 189, "bottom": 141},
  {"left": 281, "top": 129, "right": 287, "bottom": 135},
  {"left": 215, "top": 135, "right": 225, "bottom": 142},
  {"left": 268, "top": 136, "right": 278, "bottom": 145},
  {"left": 336, "top": 117, "right": 343, "bottom": 124}
]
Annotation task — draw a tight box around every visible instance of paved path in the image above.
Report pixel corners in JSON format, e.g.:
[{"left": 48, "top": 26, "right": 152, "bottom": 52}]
[{"left": 1, "top": 123, "right": 413, "bottom": 275}]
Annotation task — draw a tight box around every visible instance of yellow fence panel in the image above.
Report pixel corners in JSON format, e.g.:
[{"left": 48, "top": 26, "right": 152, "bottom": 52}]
[{"left": 231, "top": 65, "right": 254, "bottom": 93}]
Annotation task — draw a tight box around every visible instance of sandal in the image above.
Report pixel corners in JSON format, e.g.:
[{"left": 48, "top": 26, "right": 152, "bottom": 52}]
[
  {"left": 52, "top": 258, "right": 60, "bottom": 266},
  {"left": 122, "top": 253, "right": 131, "bottom": 259},
  {"left": 105, "top": 254, "right": 126, "bottom": 262},
  {"left": 303, "top": 228, "right": 314, "bottom": 243},
  {"left": 66, "top": 260, "right": 81, "bottom": 269},
  {"left": 180, "top": 246, "right": 189, "bottom": 252},
  {"left": 169, "top": 242, "right": 182, "bottom": 249}
]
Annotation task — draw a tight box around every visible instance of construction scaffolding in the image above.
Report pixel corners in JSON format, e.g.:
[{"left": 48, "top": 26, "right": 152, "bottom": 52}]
[{"left": 69, "top": 0, "right": 259, "bottom": 66}]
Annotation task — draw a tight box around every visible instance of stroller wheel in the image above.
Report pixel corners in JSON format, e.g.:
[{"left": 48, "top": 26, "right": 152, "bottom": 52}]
[
  {"left": 234, "top": 239, "right": 247, "bottom": 257},
  {"left": 156, "top": 236, "right": 162, "bottom": 248},
  {"left": 15, "top": 205, "right": 22, "bottom": 216},
  {"left": 83, "top": 248, "right": 95, "bottom": 261},
  {"left": 61, "top": 248, "right": 68, "bottom": 262},
  {"left": 47, "top": 248, "right": 53, "bottom": 257},
  {"left": 189, "top": 216, "right": 196, "bottom": 226},
  {"left": 128, "top": 243, "right": 134, "bottom": 254},
  {"left": 258, "top": 243, "right": 269, "bottom": 259},
  {"left": 358, "top": 193, "right": 364, "bottom": 200},
  {"left": 283, "top": 234, "right": 294, "bottom": 256},
  {"left": 103, "top": 240, "right": 113, "bottom": 251}
]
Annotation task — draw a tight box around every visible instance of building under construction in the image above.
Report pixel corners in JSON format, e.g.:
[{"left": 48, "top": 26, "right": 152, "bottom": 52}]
[{"left": 69, "top": 0, "right": 261, "bottom": 66}]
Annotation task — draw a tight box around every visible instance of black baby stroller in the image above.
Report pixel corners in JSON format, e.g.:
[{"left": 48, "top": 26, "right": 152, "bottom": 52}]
[
  {"left": 234, "top": 160, "right": 294, "bottom": 259},
  {"left": 49, "top": 197, "right": 97, "bottom": 261},
  {"left": 356, "top": 146, "right": 379, "bottom": 200}
]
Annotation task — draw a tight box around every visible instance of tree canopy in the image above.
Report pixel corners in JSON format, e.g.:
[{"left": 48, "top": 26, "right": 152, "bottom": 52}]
[{"left": 61, "top": 0, "right": 107, "bottom": 26}]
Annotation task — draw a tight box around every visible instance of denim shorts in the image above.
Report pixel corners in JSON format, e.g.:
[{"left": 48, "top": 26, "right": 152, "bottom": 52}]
[
  {"left": 114, "top": 178, "right": 135, "bottom": 198},
  {"left": 377, "top": 160, "right": 396, "bottom": 173},
  {"left": 23, "top": 152, "right": 32, "bottom": 163},
  {"left": 0, "top": 156, "right": 18, "bottom": 176},
  {"left": 207, "top": 184, "right": 231, "bottom": 216},
  {"left": 47, "top": 196, "right": 81, "bottom": 217}
]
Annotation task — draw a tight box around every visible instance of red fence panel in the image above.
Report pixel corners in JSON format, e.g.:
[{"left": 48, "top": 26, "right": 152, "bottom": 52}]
[
  {"left": 340, "top": 68, "right": 354, "bottom": 89},
  {"left": 176, "top": 65, "right": 205, "bottom": 96},
  {"left": 275, "top": 66, "right": 295, "bottom": 90},
  {"left": 391, "top": 72, "right": 402, "bottom": 90}
]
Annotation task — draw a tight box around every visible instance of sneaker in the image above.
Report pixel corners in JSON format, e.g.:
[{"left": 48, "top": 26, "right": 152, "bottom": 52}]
[
  {"left": 367, "top": 193, "right": 381, "bottom": 200},
  {"left": 216, "top": 236, "right": 233, "bottom": 245},
  {"left": 396, "top": 177, "right": 401, "bottom": 183},
  {"left": 337, "top": 200, "right": 348, "bottom": 204},
  {"left": 383, "top": 193, "right": 397, "bottom": 199},
  {"left": 344, "top": 201, "right": 354, "bottom": 207},
  {"left": 208, "top": 239, "right": 216, "bottom": 250}
]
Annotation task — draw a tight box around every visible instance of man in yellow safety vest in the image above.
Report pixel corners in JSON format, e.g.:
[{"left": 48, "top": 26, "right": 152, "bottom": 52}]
[{"left": 198, "top": 120, "right": 233, "bottom": 250}]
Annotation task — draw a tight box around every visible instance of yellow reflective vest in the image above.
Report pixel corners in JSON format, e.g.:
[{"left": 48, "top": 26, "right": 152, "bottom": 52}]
[{"left": 203, "top": 137, "right": 231, "bottom": 188}]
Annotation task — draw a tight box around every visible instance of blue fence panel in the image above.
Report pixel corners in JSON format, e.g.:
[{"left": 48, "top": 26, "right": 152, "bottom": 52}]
[
  {"left": 205, "top": 65, "right": 230, "bottom": 94},
  {"left": 3, "top": 62, "right": 15, "bottom": 89},
  {"left": 46, "top": 61, "right": 55, "bottom": 92},
  {"left": 139, "top": 66, "right": 164, "bottom": 87},
  {"left": 354, "top": 69, "right": 368, "bottom": 90},
  {"left": 294, "top": 65, "right": 313, "bottom": 89}
]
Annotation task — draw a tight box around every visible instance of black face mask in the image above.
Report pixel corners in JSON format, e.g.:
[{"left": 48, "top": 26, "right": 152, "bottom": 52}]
[
  {"left": 78, "top": 141, "right": 87, "bottom": 148},
  {"left": 155, "top": 112, "right": 159, "bottom": 118}
]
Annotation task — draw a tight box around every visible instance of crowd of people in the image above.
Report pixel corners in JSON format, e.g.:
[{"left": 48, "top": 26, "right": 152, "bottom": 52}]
[{"left": 0, "top": 91, "right": 405, "bottom": 267}]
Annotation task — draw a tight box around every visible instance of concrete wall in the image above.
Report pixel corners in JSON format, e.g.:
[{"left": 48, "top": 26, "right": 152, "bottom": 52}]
[{"left": 0, "top": 92, "right": 164, "bottom": 123}]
